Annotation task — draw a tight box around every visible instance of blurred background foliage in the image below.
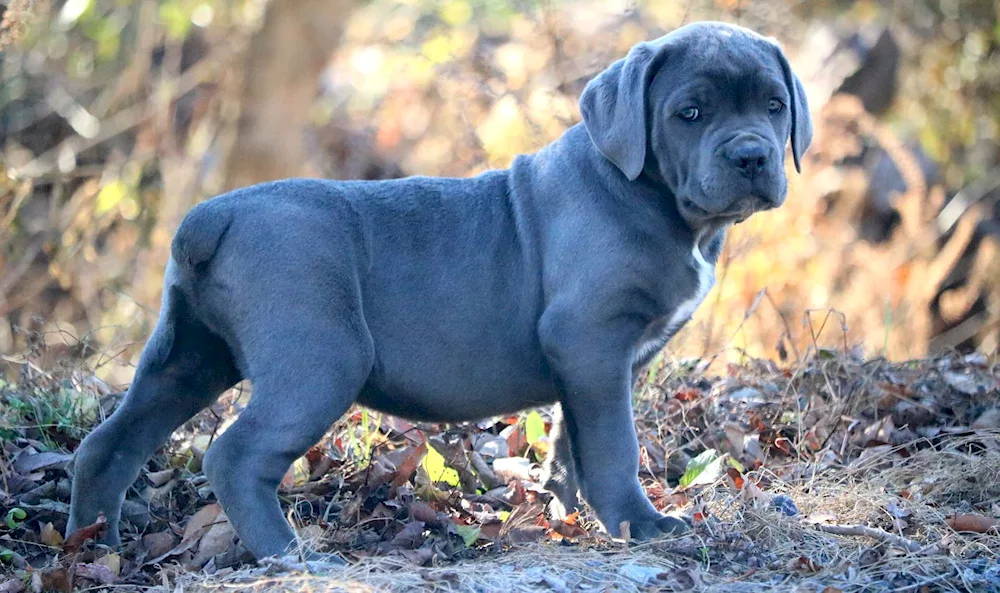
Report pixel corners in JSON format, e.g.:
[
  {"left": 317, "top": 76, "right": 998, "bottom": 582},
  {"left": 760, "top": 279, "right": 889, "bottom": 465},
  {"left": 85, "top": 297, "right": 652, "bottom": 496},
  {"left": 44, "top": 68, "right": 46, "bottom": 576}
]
[{"left": 1, "top": 0, "right": 999, "bottom": 386}]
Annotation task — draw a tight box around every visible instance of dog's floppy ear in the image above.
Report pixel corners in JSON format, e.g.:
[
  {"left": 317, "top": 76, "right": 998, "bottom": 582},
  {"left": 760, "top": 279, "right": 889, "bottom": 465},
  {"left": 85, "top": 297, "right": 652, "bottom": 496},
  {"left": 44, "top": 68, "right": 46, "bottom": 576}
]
[
  {"left": 580, "top": 40, "right": 669, "bottom": 181},
  {"left": 776, "top": 52, "right": 813, "bottom": 173}
]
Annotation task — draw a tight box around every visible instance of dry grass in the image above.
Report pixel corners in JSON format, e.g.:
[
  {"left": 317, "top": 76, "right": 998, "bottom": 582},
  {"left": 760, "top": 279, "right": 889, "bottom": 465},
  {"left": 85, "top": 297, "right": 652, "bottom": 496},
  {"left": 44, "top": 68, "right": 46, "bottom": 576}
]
[
  {"left": 3, "top": 332, "right": 997, "bottom": 593},
  {"left": 156, "top": 444, "right": 999, "bottom": 593},
  {"left": 134, "top": 352, "right": 999, "bottom": 593}
]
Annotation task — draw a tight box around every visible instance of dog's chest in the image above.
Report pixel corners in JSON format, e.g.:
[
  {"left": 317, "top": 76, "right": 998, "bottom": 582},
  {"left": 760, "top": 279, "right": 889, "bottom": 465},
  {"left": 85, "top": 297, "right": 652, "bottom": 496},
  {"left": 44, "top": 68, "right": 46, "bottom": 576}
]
[{"left": 632, "top": 246, "right": 715, "bottom": 366}]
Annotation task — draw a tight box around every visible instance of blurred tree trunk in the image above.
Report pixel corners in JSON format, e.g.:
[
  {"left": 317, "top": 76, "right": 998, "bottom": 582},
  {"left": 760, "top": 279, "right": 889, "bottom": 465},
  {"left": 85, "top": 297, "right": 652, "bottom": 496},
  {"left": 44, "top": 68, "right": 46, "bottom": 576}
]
[{"left": 223, "top": 0, "right": 357, "bottom": 190}]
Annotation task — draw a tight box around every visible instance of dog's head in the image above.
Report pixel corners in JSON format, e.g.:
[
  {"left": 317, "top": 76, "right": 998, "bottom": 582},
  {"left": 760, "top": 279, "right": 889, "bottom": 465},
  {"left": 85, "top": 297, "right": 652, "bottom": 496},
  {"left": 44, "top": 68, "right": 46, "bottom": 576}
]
[{"left": 580, "top": 22, "right": 813, "bottom": 228}]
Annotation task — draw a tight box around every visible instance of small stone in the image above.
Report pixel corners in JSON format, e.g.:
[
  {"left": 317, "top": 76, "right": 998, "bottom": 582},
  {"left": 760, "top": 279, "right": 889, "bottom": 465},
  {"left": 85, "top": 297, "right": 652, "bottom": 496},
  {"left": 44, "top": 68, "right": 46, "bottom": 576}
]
[{"left": 772, "top": 494, "right": 798, "bottom": 516}]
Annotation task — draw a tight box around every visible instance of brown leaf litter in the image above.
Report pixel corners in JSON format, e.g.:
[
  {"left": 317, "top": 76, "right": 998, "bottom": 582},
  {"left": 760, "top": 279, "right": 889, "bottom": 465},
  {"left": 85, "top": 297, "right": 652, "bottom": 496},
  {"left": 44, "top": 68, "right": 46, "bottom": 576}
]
[{"left": 1, "top": 349, "right": 998, "bottom": 592}]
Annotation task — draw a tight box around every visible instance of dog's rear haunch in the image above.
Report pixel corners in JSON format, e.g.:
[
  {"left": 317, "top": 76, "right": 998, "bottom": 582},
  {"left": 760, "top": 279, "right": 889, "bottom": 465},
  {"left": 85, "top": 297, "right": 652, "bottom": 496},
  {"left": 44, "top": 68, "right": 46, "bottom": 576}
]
[{"left": 68, "top": 21, "right": 812, "bottom": 565}]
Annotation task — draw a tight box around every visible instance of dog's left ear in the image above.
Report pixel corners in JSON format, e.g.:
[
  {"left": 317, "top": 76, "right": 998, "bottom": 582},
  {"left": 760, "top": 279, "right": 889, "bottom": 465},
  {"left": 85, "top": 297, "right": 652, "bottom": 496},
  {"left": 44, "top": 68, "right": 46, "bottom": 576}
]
[
  {"left": 580, "top": 40, "right": 669, "bottom": 181},
  {"left": 776, "top": 51, "right": 813, "bottom": 173}
]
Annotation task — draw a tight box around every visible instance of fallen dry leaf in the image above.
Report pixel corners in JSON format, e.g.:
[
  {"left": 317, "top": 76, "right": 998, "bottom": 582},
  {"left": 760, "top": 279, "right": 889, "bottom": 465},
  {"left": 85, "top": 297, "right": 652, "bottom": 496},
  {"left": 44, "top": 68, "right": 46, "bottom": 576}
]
[
  {"left": 181, "top": 503, "right": 224, "bottom": 545},
  {"left": 669, "top": 567, "right": 703, "bottom": 589},
  {"left": 390, "top": 521, "right": 427, "bottom": 549},
  {"left": 859, "top": 544, "right": 886, "bottom": 566},
  {"left": 726, "top": 466, "right": 745, "bottom": 489},
  {"left": 500, "top": 502, "right": 547, "bottom": 543},
  {"left": 674, "top": 388, "right": 701, "bottom": 401},
  {"left": 727, "top": 467, "right": 771, "bottom": 507},
  {"left": 73, "top": 562, "right": 117, "bottom": 585},
  {"left": 12, "top": 451, "right": 74, "bottom": 474},
  {"left": 35, "top": 567, "right": 71, "bottom": 593},
  {"left": 188, "top": 510, "right": 236, "bottom": 568},
  {"left": 145, "top": 468, "right": 176, "bottom": 487},
  {"left": 142, "top": 532, "right": 176, "bottom": 559},
  {"left": 503, "top": 525, "right": 547, "bottom": 543},
  {"left": 0, "top": 579, "right": 25, "bottom": 593},
  {"left": 478, "top": 522, "right": 503, "bottom": 540},
  {"left": 409, "top": 500, "right": 440, "bottom": 525},
  {"left": 942, "top": 371, "right": 981, "bottom": 396},
  {"left": 804, "top": 511, "right": 838, "bottom": 525},
  {"left": 391, "top": 442, "right": 428, "bottom": 488},
  {"left": 549, "top": 509, "right": 586, "bottom": 539},
  {"left": 39, "top": 522, "right": 64, "bottom": 547},
  {"left": 500, "top": 423, "right": 528, "bottom": 457},
  {"left": 946, "top": 514, "right": 999, "bottom": 533},
  {"left": 63, "top": 513, "right": 107, "bottom": 553},
  {"left": 724, "top": 423, "right": 747, "bottom": 458},
  {"left": 548, "top": 518, "right": 588, "bottom": 539},
  {"left": 492, "top": 457, "right": 532, "bottom": 483},
  {"left": 304, "top": 445, "right": 325, "bottom": 465},
  {"left": 280, "top": 457, "right": 310, "bottom": 490},
  {"left": 398, "top": 547, "right": 435, "bottom": 565},
  {"left": 972, "top": 407, "right": 1000, "bottom": 429},
  {"left": 95, "top": 552, "right": 120, "bottom": 575},
  {"left": 786, "top": 555, "right": 823, "bottom": 572}
]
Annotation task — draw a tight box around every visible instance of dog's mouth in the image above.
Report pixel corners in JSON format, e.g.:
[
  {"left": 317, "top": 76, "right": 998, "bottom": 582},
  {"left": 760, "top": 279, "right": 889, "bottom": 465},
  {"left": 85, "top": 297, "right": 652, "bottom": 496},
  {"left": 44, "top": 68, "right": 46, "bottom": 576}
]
[{"left": 682, "top": 194, "right": 774, "bottom": 224}]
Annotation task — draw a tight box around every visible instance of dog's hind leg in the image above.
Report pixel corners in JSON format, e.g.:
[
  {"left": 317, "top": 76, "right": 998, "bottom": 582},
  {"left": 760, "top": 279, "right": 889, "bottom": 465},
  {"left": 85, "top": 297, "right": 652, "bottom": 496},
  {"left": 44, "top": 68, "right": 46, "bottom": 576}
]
[
  {"left": 542, "top": 403, "right": 582, "bottom": 518},
  {"left": 68, "top": 280, "right": 241, "bottom": 544},
  {"left": 202, "top": 315, "right": 374, "bottom": 562}
]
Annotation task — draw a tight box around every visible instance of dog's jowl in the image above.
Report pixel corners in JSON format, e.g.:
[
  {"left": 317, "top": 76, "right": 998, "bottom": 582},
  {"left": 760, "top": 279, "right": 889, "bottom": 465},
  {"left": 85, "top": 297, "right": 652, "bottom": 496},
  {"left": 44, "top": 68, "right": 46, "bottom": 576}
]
[{"left": 68, "top": 22, "right": 812, "bottom": 563}]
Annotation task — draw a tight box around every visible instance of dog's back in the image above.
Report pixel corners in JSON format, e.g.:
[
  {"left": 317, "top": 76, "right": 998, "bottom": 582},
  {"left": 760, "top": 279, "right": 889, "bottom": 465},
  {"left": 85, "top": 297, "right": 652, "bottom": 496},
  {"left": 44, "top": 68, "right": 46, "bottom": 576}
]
[{"left": 167, "top": 174, "right": 557, "bottom": 421}]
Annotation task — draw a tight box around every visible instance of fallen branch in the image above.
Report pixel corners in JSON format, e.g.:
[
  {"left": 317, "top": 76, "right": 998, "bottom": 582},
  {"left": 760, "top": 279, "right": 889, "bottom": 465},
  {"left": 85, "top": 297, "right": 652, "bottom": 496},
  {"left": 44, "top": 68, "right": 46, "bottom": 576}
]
[
  {"left": 258, "top": 554, "right": 347, "bottom": 574},
  {"left": 815, "top": 523, "right": 923, "bottom": 553}
]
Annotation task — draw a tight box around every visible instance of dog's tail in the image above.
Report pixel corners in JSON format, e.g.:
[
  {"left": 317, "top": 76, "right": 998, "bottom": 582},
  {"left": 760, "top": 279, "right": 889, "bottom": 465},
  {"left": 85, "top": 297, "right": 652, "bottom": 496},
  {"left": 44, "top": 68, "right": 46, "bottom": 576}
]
[{"left": 171, "top": 199, "right": 233, "bottom": 269}]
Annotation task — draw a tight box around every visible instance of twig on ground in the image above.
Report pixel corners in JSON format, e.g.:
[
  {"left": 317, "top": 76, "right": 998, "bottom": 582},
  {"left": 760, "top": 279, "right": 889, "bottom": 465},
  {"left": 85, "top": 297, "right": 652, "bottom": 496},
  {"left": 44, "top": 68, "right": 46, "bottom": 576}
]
[
  {"left": 257, "top": 554, "right": 347, "bottom": 575},
  {"left": 814, "top": 523, "right": 926, "bottom": 553}
]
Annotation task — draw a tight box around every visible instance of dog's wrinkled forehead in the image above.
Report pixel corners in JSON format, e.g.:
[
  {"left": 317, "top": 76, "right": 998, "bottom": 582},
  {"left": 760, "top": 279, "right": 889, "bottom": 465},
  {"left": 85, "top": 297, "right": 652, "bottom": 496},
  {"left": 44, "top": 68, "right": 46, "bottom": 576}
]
[{"left": 657, "top": 23, "right": 785, "bottom": 88}]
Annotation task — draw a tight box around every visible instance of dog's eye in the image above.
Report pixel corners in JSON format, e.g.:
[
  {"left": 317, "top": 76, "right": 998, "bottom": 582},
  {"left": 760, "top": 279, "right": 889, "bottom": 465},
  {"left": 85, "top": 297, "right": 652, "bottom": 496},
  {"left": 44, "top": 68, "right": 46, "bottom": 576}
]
[
  {"left": 768, "top": 99, "right": 785, "bottom": 115},
  {"left": 678, "top": 107, "right": 700, "bottom": 122}
]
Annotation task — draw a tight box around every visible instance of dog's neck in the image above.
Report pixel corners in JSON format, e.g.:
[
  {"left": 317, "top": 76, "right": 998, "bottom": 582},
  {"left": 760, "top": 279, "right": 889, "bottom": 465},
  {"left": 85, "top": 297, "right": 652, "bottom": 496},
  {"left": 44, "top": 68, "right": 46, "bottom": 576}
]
[
  {"left": 518, "top": 123, "right": 727, "bottom": 268},
  {"left": 577, "top": 125, "right": 728, "bottom": 262}
]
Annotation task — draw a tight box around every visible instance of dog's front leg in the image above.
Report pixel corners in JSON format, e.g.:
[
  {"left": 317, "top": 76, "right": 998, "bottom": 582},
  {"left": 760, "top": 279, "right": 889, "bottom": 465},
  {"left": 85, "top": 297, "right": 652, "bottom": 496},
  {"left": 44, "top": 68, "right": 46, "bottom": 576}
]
[{"left": 539, "top": 307, "right": 688, "bottom": 539}]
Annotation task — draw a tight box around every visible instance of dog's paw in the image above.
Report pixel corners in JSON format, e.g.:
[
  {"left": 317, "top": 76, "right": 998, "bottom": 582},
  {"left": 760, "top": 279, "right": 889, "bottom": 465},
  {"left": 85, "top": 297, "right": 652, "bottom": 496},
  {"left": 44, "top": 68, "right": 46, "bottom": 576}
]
[
  {"left": 621, "top": 513, "right": 691, "bottom": 540},
  {"left": 258, "top": 552, "right": 347, "bottom": 574}
]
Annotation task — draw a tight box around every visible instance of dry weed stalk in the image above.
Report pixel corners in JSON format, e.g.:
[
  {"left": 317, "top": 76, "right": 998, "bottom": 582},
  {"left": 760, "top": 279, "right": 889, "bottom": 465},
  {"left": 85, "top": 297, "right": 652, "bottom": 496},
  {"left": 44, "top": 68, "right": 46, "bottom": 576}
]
[{"left": 801, "top": 94, "right": 998, "bottom": 357}]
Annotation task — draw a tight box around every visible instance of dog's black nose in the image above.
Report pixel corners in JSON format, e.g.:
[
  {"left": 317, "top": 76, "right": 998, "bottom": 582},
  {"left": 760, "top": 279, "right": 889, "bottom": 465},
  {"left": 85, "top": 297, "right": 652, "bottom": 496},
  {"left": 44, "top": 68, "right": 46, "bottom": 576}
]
[{"left": 727, "top": 140, "right": 769, "bottom": 179}]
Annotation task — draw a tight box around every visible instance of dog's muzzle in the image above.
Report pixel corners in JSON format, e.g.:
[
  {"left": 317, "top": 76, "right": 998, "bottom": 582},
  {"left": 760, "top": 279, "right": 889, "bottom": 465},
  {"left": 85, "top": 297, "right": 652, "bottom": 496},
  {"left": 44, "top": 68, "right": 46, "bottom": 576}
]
[{"left": 686, "top": 134, "right": 785, "bottom": 222}]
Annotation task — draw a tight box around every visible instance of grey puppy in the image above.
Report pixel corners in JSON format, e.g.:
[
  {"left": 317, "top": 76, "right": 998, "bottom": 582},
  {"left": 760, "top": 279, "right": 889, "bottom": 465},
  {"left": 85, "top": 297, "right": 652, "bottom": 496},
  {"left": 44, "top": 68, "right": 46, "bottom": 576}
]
[{"left": 68, "top": 21, "right": 811, "bottom": 562}]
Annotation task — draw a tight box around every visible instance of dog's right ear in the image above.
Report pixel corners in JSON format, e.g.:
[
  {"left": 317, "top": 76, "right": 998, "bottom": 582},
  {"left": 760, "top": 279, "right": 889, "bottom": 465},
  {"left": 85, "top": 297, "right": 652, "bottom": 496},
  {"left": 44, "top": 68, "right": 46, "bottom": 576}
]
[{"left": 580, "top": 41, "right": 668, "bottom": 181}]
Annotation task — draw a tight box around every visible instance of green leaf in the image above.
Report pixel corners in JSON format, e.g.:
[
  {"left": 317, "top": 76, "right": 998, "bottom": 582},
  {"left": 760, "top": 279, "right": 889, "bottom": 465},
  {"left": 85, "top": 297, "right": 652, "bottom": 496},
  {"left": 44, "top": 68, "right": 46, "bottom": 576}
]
[
  {"left": 0, "top": 548, "right": 13, "bottom": 563},
  {"left": 817, "top": 348, "right": 839, "bottom": 360},
  {"left": 452, "top": 523, "right": 481, "bottom": 547},
  {"left": 422, "top": 444, "right": 461, "bottom": 487},
  {"left": 726, "top": 457, "right": 746, "bottom": 473},
  {"left": 679, "top": 449, "right": 725, "bottom": 488},
  {"left": 524, "top": 410, "right": 546, "bottom": 445},
  {"left": 5, "top": 508, "right": 26, "bottom": 530}
]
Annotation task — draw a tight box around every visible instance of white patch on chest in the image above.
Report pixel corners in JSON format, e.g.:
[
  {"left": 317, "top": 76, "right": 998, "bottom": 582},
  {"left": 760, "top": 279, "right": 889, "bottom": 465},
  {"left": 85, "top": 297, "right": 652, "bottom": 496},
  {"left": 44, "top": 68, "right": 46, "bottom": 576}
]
[{"left": 632, "top": 244, "right": 715, "bottom": 366}]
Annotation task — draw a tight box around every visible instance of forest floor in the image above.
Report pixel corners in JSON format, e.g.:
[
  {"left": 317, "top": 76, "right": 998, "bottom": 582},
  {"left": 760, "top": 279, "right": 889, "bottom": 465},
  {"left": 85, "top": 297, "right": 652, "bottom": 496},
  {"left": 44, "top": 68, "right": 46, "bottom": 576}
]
[{"left": 1, "top": 349, "right": 999, "bottom": 592}]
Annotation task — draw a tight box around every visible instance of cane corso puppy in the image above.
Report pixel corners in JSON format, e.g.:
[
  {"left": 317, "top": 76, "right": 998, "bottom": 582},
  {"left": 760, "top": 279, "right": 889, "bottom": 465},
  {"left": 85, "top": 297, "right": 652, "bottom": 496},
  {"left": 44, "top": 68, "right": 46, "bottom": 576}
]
[{"left": 68, "top": 21, "right": 811, "bottom": 563}]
